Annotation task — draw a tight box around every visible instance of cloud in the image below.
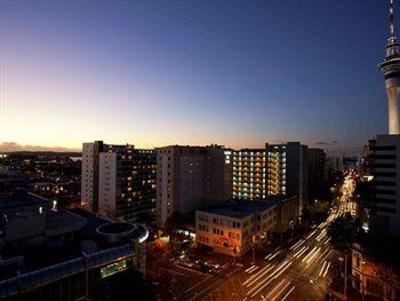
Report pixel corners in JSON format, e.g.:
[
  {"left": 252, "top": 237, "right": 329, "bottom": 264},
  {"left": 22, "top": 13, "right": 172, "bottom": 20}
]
[
  {"left": 316, "top": 140, "right": 339, "bottom": 146},
  {"left": 0, "top": 142, "right": 80, "bottom": 153}
]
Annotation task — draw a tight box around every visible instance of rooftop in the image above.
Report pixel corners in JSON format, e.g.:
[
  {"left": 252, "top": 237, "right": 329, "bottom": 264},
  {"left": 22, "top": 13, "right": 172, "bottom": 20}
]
[{"left": 199, "top": 199, "right": 276, "bottom": 219}]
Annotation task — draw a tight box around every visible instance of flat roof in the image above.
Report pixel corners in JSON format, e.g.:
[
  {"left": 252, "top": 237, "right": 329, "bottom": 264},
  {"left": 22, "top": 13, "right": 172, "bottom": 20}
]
[{"left": 199, "top": 199, "right": 276, "bottom": 219}]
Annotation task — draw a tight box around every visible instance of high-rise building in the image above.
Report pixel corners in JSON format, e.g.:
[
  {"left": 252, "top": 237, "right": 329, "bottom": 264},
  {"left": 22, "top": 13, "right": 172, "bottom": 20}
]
[
  {"left": 266, "top": 142, "right": 308, "bottom": 215},
  {"left": 379, "top": 0, "right": 400, "bottom": 134},
  {"left": 156, "top": 145, "right": 227, "bottom": 225},
  {"left": 232, "top": 149, "right": 267, "bottom": 200},
  {"left": 307, "top": 148, "right": 327, "bottom": 202},
  {"left": 81, "top": 141, "right": 156, "bottom": 224},
  {"left": 368, "top": 135, "right": 400, "bottom": 234},
  {"left": 366, "top": 1, "right": 400, "bottom": 236},
  {"left": 81, "top": 141, "right": 104, "bottom": 211},
  {"left": 223, "top": 149, "right": 234, "bottom": 200},
  {"left": 98, "top": 148, "right": 156, "bottom": 224}
]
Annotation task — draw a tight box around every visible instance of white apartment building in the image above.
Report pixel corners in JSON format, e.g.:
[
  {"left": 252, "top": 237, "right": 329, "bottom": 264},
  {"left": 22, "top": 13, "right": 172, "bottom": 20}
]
[{"left": 81, "top": 141, "right": 156, "bottom": 224}]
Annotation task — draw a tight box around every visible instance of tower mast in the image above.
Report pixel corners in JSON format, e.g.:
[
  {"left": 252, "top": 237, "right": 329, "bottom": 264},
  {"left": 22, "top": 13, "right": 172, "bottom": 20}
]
[{"left": 379, "top": 0, "right": 400, "bottom": 135}]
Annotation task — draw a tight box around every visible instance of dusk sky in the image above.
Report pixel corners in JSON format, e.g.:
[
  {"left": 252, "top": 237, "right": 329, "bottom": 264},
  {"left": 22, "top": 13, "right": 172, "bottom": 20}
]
[{"left": 0, "top": 0, "right": 390, "bottom": 154}]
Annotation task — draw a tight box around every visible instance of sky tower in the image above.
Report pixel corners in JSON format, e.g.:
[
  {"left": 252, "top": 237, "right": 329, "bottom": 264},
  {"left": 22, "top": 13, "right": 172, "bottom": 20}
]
[{"left": 379, "top": 0, "right": 400, "bottom": 134}]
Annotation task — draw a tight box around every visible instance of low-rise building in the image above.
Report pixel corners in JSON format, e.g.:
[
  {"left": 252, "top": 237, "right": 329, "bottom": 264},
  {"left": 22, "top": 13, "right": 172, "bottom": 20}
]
[
  {"left": 196, "top": 200, "right": 277, "bottom": 256},
  {"left": 352, "top": 242, "right": 400, "bottom": 301},
  {"left": 0, "top": 192, "right": 149, "bottom": 301}
]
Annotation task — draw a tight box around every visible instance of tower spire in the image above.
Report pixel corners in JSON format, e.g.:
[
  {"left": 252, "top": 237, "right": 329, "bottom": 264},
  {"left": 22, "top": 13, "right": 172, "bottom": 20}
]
[{"left": 390, "top": 0, "right": 396, "bottom": 37}]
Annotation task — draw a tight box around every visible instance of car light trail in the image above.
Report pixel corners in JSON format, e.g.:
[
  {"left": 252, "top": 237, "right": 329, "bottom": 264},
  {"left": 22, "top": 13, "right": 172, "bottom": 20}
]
[
  {"left": 280, "top": 285, "right": 295, "bottom": 301},
  {"left": 293, "top": 246, "right": 308, "bottom": 259},
  {"left": 305, "top": 230, "right": 317, "bottom": 240},
  {"left": 268, "top": 250, "right": 282, "bottom": 261},
  {"left": 264, "top": 279, "right": 287, "bottom": 301},
  {"left": 245, "top": 265, "right": 256, "bottom": 273},
  {"left": 248, "top": 261, "right": 293, "bottom": 298},
  {"left": 318, "top": 260, "right": 327, "bottom": 277},
  {"left": 271, "top": 281, "right": 292, "bottom": 301},
  {"left": 305, "top": 247, "right": 321, "bottom": 265},
  {"left": 289, "top": 239, "right": 304, "bottom": 250},
  {"left": 302, "top": 246, "right": 317, "bottom": 262},
  {"left": 242, "top": 264, "right": 274, "bottom": 286},
  {"left": 322, "top": 262, "right": 331, "bottom": 278}
]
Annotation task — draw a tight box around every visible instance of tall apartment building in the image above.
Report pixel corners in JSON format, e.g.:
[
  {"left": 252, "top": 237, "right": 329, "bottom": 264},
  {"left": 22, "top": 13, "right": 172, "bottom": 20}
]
[
  {"left": 81, "top": 141, "right": 156, "bottom": 224},
  {"left": 266, "top": 142, "right": 308, "bottom": 215},
  {"left": 232, "top": 149, "right": 267, "bottom": 200},
  {"left": 307, "top": 148, "right": 327, "bottom": 203},
  {"left": 98, "top": 148, "right": 156, "bottom": 224},
  {"left": 156, "top": 145, "right": 228, "bottom": 225},
  {"left": 368, "top": 135, "right": 400, "bottom": 235}
]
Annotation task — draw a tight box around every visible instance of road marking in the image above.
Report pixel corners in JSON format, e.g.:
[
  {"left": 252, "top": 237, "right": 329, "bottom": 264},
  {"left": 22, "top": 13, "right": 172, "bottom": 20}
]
[{"left": 174, "top": 264, "right": 208, "bottom": 276}]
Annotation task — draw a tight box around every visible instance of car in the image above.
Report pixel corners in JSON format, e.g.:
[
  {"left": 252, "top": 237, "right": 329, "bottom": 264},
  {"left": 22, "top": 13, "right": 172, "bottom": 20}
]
[
  {"left": 204, "top": 260, "right": 221, "bottom": 269},
  {"left": 180, "top": 260, "right": 194, "bottom": 268},
  {"left": 197, "top": 261, "right": 213, "bottom": 274}
]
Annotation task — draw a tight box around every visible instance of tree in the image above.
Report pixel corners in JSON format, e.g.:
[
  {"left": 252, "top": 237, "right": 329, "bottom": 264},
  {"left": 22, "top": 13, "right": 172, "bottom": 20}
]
[
  {"left": 163, "top": 212, "right": 183, "bottom": 236},
  {"left": 327, "top": 213, "right": 365, "bottom": 300},
  {"left": 302, "top": 201, "right": 330, "bottom": 226},
  {"left": 327, "top": 213, "right": 364, "bottom": 250}
]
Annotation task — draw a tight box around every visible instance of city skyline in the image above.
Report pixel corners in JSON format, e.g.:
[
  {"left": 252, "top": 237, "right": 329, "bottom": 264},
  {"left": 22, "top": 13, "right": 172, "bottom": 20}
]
[{"left": 0, "top": 0, "right": 389, "bottom": 154}]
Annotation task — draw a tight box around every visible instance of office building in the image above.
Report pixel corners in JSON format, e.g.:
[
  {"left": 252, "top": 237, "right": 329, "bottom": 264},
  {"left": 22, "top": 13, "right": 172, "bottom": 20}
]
[
  {"left": 307, "top": 148, "right": 327, "bottom": 202},
  {"left": 266, "top": 142, "right": 308, "bottom": 215},
  {"left": 368, "top": 135, "right": 400, "bottom": 235},
  {"left": 223, "top": 149, "right": 234, "bottom": 200},
  {"left": 232, "top": 149, "right": 267, "bottom": 200},
  {"left": 81, "top": 141, "right": 156, "bottom": 224},
  {"left": 156, "top": 145, "right": 227, "bottom": 225}
]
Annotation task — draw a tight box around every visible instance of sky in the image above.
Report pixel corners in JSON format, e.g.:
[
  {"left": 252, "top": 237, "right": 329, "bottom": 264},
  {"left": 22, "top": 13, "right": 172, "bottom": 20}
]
[{"left": 0, "top": 0, "right": 391, "bottom": 154}]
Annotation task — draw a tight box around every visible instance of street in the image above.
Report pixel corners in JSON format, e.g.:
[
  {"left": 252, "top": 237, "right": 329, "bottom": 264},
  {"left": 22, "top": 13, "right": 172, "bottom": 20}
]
[{"left": 171, "top": 173, "right": 357, "bottom": 301}]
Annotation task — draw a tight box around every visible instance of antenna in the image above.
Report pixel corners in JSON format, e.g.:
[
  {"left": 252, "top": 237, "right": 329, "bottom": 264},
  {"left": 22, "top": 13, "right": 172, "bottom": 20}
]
[{"left": 390, "top": 0, "right": 396, "bottom": 37}]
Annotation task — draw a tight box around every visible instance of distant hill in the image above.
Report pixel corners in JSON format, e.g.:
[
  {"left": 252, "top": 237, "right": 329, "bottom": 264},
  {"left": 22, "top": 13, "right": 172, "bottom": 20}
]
[{"left": 0, "top": 142, "right": 80, "bottom": 153}]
